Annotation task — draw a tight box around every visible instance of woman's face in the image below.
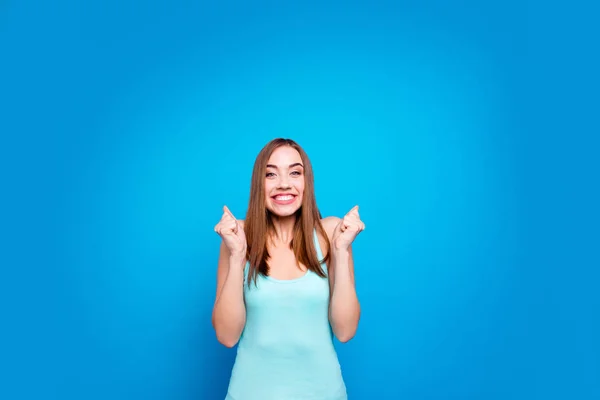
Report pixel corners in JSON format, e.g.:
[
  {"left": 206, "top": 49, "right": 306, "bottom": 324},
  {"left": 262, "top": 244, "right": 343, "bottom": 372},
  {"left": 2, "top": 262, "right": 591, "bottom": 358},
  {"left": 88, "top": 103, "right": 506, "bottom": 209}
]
[{"left": 264, "top": 146, "right": 305, "bottom": 217}]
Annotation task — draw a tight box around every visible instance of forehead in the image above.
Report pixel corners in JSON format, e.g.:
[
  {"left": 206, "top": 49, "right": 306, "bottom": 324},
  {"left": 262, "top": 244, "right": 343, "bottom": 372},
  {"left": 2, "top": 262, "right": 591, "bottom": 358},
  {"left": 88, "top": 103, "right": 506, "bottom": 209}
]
[{"left": 267, "top": 146, "right": 302, "bottom": 166}]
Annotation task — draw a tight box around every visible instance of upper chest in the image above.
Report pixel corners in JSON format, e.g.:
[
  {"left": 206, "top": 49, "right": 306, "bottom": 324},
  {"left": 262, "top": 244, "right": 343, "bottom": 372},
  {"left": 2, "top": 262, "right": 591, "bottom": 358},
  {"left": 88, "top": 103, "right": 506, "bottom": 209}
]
[
  {"left": 267, "top": 246, "right": 307, "bottom": 280},
  {"left": 266, "top": 232, "right": 331, "bottom": 277}
]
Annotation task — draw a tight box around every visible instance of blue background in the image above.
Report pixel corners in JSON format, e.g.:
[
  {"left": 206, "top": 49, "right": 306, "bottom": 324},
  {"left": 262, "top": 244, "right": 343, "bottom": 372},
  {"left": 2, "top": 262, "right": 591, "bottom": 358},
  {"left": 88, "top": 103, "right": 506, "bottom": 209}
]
[{"left": 1, "top": 1, "right": 598, "bottom": 399}]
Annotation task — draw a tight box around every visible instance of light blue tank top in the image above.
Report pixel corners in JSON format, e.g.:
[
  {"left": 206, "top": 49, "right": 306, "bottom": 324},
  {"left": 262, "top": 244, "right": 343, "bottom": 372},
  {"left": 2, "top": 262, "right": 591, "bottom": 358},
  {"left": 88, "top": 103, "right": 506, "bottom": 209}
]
[{"left": 225, "top": 229, "right": 347, "bottom": 400}]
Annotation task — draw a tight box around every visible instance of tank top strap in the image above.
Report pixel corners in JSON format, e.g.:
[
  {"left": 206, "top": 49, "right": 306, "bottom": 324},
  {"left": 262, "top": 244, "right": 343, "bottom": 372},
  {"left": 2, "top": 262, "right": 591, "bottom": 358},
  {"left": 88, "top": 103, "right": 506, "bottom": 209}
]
[
  {"left": 313, "top": 228, "right": 328, "bottom": 276},
  {"left": 243, "top": 260, "right": 250, "bottom": 281}
]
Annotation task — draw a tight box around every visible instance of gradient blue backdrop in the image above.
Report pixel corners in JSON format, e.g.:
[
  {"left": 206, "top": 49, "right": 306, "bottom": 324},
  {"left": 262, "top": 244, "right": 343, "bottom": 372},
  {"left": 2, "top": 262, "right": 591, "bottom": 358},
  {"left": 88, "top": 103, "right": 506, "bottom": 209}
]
[{"left": 2, "top": 1, "right": 598, "bottom": 399}]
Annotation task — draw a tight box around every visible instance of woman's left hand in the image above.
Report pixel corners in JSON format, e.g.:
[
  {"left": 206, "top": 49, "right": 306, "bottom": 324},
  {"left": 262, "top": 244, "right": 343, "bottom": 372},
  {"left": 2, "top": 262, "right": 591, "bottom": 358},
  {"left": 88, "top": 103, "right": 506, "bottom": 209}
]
[{"left": 332, "top": 205, "right": 365, "bottom": 251}]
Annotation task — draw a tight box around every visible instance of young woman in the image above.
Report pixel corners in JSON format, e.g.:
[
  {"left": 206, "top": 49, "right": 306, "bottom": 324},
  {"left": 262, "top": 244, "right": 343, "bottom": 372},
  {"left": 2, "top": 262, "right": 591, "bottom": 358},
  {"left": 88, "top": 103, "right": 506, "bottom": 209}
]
[{"left": 212, "top": 138, "right": 364, "bottom": 400}]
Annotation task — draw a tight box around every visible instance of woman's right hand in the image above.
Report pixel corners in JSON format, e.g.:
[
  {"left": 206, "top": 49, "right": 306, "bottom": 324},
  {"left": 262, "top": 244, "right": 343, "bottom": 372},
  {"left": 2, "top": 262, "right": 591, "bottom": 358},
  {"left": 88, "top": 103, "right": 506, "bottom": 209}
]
[{"left": 214, "top": 206, "right": 247, "bottom": 259}]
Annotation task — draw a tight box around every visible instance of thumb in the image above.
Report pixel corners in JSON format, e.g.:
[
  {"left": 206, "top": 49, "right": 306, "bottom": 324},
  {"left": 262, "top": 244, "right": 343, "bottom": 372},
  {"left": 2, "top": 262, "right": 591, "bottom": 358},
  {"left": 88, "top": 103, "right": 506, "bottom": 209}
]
[{"left": 223, "top": 205, "right": 236, "bottom": 219}]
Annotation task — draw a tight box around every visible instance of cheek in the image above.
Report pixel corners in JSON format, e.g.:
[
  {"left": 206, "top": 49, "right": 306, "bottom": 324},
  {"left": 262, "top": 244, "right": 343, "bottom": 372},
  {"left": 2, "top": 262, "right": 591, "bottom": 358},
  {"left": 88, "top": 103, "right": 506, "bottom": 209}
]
[{"left": 264, "top": 180, "right": 274, "bottom": 193}]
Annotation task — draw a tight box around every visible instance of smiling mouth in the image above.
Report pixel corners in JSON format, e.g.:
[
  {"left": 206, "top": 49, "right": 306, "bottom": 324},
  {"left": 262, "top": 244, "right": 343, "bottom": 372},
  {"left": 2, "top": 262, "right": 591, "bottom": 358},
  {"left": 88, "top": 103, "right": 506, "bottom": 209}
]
[
  {"left": 271, "top": 194, "right": 297, "bottom": 204},
  {"left": 273, "top": 194, "right": 295, "bottom": 201}
]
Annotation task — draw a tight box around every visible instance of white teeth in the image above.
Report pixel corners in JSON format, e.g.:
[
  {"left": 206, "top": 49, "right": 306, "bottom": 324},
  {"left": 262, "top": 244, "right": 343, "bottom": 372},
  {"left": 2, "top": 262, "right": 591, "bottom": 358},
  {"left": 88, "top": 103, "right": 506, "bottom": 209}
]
[{"left": 275, "top": 195, "right": 293, "bottom": 201}]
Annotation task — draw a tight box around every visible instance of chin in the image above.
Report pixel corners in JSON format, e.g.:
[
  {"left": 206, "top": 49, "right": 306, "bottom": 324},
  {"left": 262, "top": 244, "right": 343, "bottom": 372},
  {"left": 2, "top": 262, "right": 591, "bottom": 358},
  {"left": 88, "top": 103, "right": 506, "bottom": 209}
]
[{"left": 269, "top": 209, "right": 300, "bottom": 218}]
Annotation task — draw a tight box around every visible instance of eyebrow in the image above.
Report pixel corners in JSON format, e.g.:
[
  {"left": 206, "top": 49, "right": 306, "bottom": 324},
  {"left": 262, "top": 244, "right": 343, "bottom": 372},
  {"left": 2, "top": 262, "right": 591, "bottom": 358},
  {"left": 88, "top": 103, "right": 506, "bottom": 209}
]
[{"left": 266, "top": 163, "right": 304, "bottom": 169}]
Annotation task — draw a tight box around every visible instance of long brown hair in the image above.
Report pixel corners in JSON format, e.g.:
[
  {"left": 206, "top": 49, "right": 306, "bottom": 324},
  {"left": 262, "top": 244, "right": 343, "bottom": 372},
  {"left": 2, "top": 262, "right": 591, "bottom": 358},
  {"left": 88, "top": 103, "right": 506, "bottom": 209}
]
[{"left": 244, "top": 138, "right": 330, "bottom": 286}]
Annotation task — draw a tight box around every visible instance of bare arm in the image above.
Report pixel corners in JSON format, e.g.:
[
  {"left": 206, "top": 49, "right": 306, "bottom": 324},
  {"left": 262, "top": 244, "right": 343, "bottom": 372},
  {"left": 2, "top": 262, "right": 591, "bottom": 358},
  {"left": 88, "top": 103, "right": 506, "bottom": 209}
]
[
  {"left": 212, "top": 214, "right": 247, "bottom": 347},
  {"left": 322, "top": 216, "right": 361, "bottom": 343}
]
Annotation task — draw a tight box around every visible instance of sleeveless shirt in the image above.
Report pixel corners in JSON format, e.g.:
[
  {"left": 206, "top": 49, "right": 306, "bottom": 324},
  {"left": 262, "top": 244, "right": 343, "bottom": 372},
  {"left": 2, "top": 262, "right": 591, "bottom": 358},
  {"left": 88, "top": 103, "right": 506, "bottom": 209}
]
[{"left": 224, "top": 229, "right": 348, "bottom": 400}]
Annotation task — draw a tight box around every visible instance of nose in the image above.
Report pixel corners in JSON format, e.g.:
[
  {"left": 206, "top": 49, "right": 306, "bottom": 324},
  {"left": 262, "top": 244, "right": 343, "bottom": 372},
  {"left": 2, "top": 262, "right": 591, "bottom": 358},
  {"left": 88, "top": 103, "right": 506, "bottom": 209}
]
[{"left": 277, "top": 175, "right": 291, "bottom": 189}]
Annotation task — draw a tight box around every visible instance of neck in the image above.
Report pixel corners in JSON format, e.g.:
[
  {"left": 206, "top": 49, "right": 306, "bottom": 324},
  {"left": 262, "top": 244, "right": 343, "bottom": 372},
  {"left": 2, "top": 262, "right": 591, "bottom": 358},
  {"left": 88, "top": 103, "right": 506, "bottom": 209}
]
[{"left": 269, "top": 214, "right": 297, "bottom": 246}]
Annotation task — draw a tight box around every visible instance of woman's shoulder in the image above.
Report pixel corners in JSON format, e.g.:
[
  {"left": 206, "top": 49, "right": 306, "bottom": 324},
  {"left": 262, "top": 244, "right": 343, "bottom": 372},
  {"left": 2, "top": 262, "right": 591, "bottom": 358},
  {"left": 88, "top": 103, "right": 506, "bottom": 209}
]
[{"left": 319, "top": 216, "right": 340, "bottom": 240}]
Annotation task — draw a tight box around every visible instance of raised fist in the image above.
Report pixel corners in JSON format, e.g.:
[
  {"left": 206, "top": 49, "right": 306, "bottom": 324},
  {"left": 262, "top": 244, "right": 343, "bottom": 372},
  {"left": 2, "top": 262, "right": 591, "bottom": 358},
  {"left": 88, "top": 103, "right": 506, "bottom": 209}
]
[
  {"left": 214, "top": 206, "right": 247, "bottom": 258},
  {"left": 332, "top": 205, "right": 365, "bottom": 250}
]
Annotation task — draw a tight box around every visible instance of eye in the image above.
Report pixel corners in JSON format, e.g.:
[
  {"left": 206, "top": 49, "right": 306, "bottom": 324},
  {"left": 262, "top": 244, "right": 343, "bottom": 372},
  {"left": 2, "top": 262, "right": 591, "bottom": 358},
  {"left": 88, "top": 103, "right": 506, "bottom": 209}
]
[
  {"left": 266, "top": 172, "right": 275, "bottom": 178},
  {"left": 291, "top": 171, "right": 302, "bottom": 176}
]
